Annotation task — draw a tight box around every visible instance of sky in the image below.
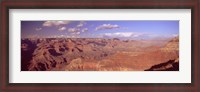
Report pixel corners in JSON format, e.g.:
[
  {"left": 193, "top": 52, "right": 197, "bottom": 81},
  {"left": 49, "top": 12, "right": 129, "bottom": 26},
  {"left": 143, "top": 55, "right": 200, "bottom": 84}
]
[{"left": 21, "top": 21, "right": 179, "bottom": 40}]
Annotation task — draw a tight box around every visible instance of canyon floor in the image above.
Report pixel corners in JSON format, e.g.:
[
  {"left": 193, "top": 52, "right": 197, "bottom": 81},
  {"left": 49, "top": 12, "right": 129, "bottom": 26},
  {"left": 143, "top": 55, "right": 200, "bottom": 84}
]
[{"left": 21, "top": 37, "right": 179, "bottom": 71}]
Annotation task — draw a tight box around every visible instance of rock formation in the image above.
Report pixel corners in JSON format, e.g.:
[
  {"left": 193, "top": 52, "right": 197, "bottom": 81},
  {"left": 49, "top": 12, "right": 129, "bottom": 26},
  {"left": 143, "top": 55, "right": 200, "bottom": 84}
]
[
  {"left": 21, "top": 37, "right": 179, "bottom": 71},
  {"left": 144, "top": 58, "right": 179, "bottom": 71}
]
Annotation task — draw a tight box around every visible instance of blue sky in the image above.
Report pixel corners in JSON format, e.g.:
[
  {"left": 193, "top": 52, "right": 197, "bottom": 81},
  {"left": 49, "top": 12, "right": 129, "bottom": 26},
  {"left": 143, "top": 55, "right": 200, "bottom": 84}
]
[{"left": 21, "top": 21, "right": 179, "bottom": 40}]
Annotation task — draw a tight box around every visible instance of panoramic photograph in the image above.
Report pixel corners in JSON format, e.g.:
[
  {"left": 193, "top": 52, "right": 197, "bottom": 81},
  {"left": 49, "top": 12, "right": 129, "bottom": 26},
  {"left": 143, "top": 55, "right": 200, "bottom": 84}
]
[{"left": 21, "top": 21, "right": 179, "bottom": 71}]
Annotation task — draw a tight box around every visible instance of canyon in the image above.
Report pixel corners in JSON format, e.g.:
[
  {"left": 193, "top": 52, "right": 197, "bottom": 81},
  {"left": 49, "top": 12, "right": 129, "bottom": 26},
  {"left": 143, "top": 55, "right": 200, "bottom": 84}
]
[{"left": 21, "top": 37, "right": 179, "bottom": 71}]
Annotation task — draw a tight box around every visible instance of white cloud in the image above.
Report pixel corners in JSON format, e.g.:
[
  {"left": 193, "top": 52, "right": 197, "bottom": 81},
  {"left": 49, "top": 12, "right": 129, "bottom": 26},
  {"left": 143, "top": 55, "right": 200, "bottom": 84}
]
[
  {"left": 43, "top": 21, "right": 71, "bottom": 27},
  {"left": 50, "top": 35, "right": 65, "bottom": 38},
  {"left": 76, "top": 32, "right": 81, "bottom": 35},
  {"left": 66, "top": 35, "right": 79, "bottom": 38},
  {"left": 81, "top": 28, "right": 88, "bottom": 32},
  {"left": 77, "top": 24, "right": 83, "bottom": 27},
  {"left": 59, "top": 35, "right": 64, "bottom": 37},
  {"left": 35, "top": 27, "right": 42, "bottom": 31},
  {"left": 67, "top": 28, "right": 81, "bottom": 35},
  {"left": 77, "top": 21, "right": 86, "bottom": 27},
  {"left": 68, "top": 28, "right": 79, "bottom": 32},
  {"left": 43, "top": 21, "right": 52, "bottom": 27},
  {"left": 58, "top": 27, "right": 66, "bottom": 31},
  {"left": 172, "top": 34, "right": 179, "bottom": 37},
  {"left": 70, "top": 32, "right": 81, "bottom": 35},
  {"left": 95, "top": 24, "right": 119, "bottom": 31},
  {"left": 103, "top": 32, "right": 145, "bottom": 38}
]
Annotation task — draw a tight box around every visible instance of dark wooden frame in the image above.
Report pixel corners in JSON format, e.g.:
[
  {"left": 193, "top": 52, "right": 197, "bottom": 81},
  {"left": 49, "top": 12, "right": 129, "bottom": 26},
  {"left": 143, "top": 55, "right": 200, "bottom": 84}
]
[{"left": 0, "top": 0, "right": 199, "bottom": 92}]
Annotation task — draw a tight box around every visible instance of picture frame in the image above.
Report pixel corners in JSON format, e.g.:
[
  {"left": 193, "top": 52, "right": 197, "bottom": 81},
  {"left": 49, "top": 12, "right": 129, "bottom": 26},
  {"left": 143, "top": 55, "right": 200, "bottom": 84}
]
[{"left": 0, "top": 0, "right": 199, "bottom": 92}]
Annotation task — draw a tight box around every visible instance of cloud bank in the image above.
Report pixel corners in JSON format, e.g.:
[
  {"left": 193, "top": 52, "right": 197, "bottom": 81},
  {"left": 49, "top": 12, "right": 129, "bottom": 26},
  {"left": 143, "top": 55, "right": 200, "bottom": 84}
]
[
  {"left": 43, "top": 21, "right": 71, "bottom": 27},
  {"left": 68, "top": 28, "right": 79, "bottom": 33},
  {"left": 103, "top": 32, "right": 142, "bottom": 38},
  {"left": 95, "top": 24, "right": 119, "bottom": 31},
  {"left": 77, "top": 21, "right": 86, "bottom": 28},
  {"left": 58, "top": 27, "right": 66, "bottom": 31},
  {"left": 35, "top": 28, "right": 42, "bottom": 31}
]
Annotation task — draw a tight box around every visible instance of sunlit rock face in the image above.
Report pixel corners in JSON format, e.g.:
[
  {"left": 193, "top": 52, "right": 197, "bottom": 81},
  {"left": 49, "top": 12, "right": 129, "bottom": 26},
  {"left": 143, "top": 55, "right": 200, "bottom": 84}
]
[{"left": 160, "top": 36, "right": 179, "bottom": 52}]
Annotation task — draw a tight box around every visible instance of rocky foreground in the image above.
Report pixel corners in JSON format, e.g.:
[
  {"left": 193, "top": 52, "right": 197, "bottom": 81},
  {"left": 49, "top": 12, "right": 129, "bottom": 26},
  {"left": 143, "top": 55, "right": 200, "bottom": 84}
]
[{"left": 21, "top": 37, "right": 179, "bottom": 71}]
